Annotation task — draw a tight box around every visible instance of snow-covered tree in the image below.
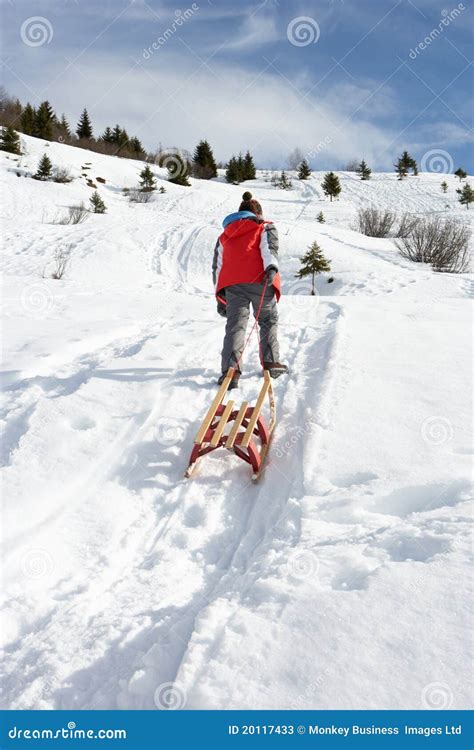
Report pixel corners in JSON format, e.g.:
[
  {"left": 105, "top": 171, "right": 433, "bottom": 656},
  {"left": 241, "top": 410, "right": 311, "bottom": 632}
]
[
  {"left": 322, "top": 171, "right": 341, "bottom": 201},
  {"left": 295, "top": 241, "right": 331, "bottom": 295}
]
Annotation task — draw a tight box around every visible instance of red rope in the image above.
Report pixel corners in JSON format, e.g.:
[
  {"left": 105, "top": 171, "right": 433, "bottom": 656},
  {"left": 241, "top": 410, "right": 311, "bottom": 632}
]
[{"left": 234, "top": 279, "right": 268, "bottom": 371}]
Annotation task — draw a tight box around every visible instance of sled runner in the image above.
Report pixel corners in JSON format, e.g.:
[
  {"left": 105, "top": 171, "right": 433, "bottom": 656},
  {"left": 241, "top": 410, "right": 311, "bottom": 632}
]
[{"left": 185, "top": 367, "right": 276, "bottom": 481}]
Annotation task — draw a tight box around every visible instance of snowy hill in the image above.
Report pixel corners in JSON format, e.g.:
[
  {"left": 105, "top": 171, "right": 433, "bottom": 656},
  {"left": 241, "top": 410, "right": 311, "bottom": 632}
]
[{"left": 1, "top": 134, "right": 472, "bottom": 710}]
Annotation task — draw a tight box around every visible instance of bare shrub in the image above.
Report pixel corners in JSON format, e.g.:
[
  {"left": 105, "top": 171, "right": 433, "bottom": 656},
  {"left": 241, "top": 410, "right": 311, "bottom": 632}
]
[
  {"left": 396, "top": 212, "right": 418, "bottom": 238},
  {"left": 52, "top": 166, "right": 73, "bottom": 183},
  {"left": 356, "top": 207, "right": 397, "bottom": 237},
  {"left": 396, "top": 217, "right": 470, "bottom": 273},
  {"left": 128, "top": 188, "right": 152, "bottom": 203},
  {"left": 67, "top": 202, "right": 88, "bottom": 224},
  {"left": 43, "top": 244, "right": 72, "bottom": 279}
]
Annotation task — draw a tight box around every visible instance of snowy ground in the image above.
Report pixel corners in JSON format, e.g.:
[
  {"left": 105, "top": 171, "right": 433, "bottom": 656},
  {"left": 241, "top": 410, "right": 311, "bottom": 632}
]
[{"left": 1, "top": 135, "right": 472, "bottom": 710}]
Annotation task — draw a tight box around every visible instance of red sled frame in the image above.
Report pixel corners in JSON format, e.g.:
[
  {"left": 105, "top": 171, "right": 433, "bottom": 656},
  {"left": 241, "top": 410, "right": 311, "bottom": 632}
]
[{"left": 185, "top": 367, "right": 276, "bottom": 481}]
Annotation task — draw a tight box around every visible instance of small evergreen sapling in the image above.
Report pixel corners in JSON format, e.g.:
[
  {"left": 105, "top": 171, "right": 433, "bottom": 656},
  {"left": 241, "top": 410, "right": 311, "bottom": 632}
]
[
  {"left": 456, "top": 183, "right": 474, "bottom": 209},
  {"left": 356, "top": 160, "right": 371, "bottom": 180},
  {"left": 322, "top": 171, "right": 341, "bottom": 201},
  {"left": 0, "top": 125, "right": 21, "bottom": 154},
  {"left": 139, "top": 164, "right": 157, "bottom": 191},
  {"left": 295, "top": 241, "right": 331, "bottom": 295},
  {"left": 89, "top": 191, "right": 107, "bottom": 213},
  {"left": 35, "top": 153, "right": 53, "bottom": 180},
  {"left": 298, "top": 159, "right": 311, "bottom": 180},
  {"left": 317, "top": 211, "right": 325, "bottom": 223},
  {"left": 441, "top": 181, "right": 448, "bottom": 194}
]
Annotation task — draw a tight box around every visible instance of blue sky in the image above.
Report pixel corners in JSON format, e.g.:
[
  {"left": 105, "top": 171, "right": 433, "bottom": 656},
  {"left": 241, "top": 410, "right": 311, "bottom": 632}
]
[{"left": 2, "top": 0, "right": 473, "bottom": 170}]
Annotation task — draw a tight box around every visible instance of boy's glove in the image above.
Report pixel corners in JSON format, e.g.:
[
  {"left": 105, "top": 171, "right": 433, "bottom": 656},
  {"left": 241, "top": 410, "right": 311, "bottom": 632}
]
[
  {"left": 217, "top": 300, "right": 227, "bottom": 317},
  {"left": 265, "top": 265, "right": 278, "bottom": 283}
]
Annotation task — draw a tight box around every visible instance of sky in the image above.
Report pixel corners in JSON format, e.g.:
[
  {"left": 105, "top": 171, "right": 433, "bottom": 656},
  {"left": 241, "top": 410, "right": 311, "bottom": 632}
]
[{"left": 1, "top": 0, "right": 473, "bottom": 170}]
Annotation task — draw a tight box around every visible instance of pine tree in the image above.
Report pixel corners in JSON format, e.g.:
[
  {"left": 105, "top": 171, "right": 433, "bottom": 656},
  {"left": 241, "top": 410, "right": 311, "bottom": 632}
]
[
  {"left": 298, "top": 158, "right": 311, "bottom": 180},
  {"left": 454, "top": 168, "right": 467, "bottom": 181},
  {"left": 89, "top": 190, "right": 106, "bottom": 213},
  {"left": 317, "top": 211, "right": 325, "bottom": 223},
  {"left": 394, "top": 157, "right": 408, "bottom": 180},
  {"left": 278, "top": 170, "right": 293, "bottom": 190},
  {"left": 76, "top": 108, "right": 93, "bottom": 139},
  {"left": 441, "top": 180, "right": 448, "bottom": 194},
  {"left": 101, "top": 126, "right": 114, "bottom": 143},
  {"left": 356, "top": 159, "right": 371, "bottom": 180},
  {"left": 456, "top": 182, "right": 474, "bottom": 209},
  {"left": 0, "top": 125, "right": 21, "bottom": 154},
  {"left": 193, "top": 139, "right": 217, "bottom": 179},
  {"left": 58, "top": 114, "right": 71, "bottom": 139},
  {"left": 34, "top": 153, "right": 53, "bottom": 180},
  {"left": 168, "top": 152, "right": 190, "bottom": 186},
  {"left": 322, "top": 171, "right": 341, "bottom": 201},
  {"left": 225, "top": 156, "right": 240, "bottom": 183},
  {"left": 139, "top": 164, "right": 157, "bottom": 190},
  {"left": 243, "top": 150, "right": 256, "bottom": 180},
  {"left": 20, "top": 103, "right": 35, "bottom": 135},
  {"left": 128, "top": 136, "right": 144, "bottom": 157},
  {"left": 34, "top": 101, "right": 56, "bottom": 140},
  {"left": 398, "top": 150, "right": 417, "bottom": 176},
  {"left": 295, "top": 241, "right": 331, "bottom": 295}
]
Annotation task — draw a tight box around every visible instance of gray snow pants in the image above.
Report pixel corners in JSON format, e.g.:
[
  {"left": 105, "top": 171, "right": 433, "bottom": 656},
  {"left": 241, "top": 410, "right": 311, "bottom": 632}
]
[{"left": 221, "top": 283, "right": 280, "bottom": 373}]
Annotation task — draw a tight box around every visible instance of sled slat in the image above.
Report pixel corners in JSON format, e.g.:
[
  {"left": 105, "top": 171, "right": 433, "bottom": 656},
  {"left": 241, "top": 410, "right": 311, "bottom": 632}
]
[
  {"left": 225, "top": 401, "right": 248, "bottom": 449},
  {"left": 210, "top": 400, "right": 234, "bottom": 447},
  {"left": 194, "top": 368, "right": 235, "bottom": 444},
  {"left": 241, "top": 378, "right": 270, "bottom": 448}
]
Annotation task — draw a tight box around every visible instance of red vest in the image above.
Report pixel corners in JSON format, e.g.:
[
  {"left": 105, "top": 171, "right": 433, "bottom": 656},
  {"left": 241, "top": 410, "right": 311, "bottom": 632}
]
[{"left": 216, "top": 218, "right": 281, "bottom": 301}]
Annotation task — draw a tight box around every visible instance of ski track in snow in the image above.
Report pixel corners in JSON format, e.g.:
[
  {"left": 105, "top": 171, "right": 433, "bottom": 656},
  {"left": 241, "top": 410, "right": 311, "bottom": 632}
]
[{"left": 0, "top": 137, "right": 472, "bottom": 710}]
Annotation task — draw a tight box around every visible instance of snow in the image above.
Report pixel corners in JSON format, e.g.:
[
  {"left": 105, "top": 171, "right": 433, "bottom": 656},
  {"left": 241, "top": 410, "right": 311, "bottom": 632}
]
[{"left": 0, "top": 134, "right": 472, "bottom": 711}]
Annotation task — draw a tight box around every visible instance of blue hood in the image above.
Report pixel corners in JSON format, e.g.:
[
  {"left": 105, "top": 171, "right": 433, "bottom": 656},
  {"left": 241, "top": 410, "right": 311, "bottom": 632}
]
[{"left": 222, "top": 210, "right": 256, "bottom": 228}]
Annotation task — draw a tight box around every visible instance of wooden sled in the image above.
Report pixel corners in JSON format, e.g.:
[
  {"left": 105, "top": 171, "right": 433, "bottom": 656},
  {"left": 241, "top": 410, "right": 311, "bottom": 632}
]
[{"left": 185, "top": 367, "right": 276, "bottom": 481}]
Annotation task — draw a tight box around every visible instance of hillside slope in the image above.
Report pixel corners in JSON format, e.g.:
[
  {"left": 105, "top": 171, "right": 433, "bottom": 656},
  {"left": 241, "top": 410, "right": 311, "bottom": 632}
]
[{"left": 1, "top": 135, "right": 472, "bottom": 710}]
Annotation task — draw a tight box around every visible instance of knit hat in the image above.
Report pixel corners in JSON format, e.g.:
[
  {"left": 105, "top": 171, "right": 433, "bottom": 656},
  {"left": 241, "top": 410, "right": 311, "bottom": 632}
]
[{"left": 239, "top": 191, "right": 262, "bottom": 216}]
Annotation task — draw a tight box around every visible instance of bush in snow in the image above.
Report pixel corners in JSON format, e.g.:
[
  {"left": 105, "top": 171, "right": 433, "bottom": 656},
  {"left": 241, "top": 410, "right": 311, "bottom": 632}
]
[
  {"left": 356, "top": 207, "right": 396, "bottom": 237},
  {"left": 396, "top": 217, "right": 470, "bottom": 273},
  {"left": 272, "top": 170, "right": 293, "bottom": 190},
  {"left": 89, "top": 191, "right": 107, "bottom": 213},
  {"left": 51, "top": 245, "right": 71, "bottom": 279},
  {"left": 66, "top": 203, "right": 88, "bottom": 224},
  {"left": 128, "top": 188, "right": 153, "bottom": 203},
  {"left": 396, "top": 212, "right": 418, "bottom": 238},
  {"left": 52, "top": 166, "right": 73, "bottom": 183},
  {"left": 317, "top": 211, "right": 325, "bottom": 223},
  {"left": 441, "top": 181, "right": 448, "bottom": 193},
  {"left": 456, "top": 183, "right": 474, "bottom": 209}
]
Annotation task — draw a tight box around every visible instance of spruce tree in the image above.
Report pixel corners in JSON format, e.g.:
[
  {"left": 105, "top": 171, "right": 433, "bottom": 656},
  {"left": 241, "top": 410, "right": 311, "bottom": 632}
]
[
  {"left": 76, "top": 108, "right": 93, "bottom": 139},
  {"left": 441, "top": 180, "right": 448, "bottom": 194},
  {"left": 243, "top": 150, "right": 256, "bottom": 180},
  {"left": 193, "top": 139, "right": 217, "bottom": 179},
  {"left": 395, "top": 157, "right": 408, "bottom": 180},
  {"left": 34, "top": 101, "right": 56, "bottom": 140},
  {"left": 89, "top": 190, "right": 107, "bottom": 213},
  {"left": 225, "top": 156, "right": 240, "bottom": 183},
  {"left": 454, "top": 168, "right": 467, "bottom": 181},
  {"left": 0, "top": 125, "right": 21, "bottom": 154},
  {"left": 356, "top": 159, "right": 371, "bottom": 180},
  {"left": 295, "top": 241, "right": 331, "bottom": 295},
  {"left": 167, "top": 153, "right": 190, "bottom": 186},
  {"left": 298, "top": 158, "right": 311, "bottom": 180},
  {"left": 34, "top": 153, "right": 53, "bottom": 180},
  {"left": 317, "top": 211, "right": 325, "bottom": 223},
  {"left": 58, "top": 114, "right": 71, "bottom": 139},
  {"left": 139, "top": 164, "right": 157, "bottom": 190},
  {"left": 322, "top": 171, "right": 341, "bottom": 201},
  {"left": 456, "top": 182, "right": 474, "bottom": 209},
  {"left": 129, "top": 136, "right": 144, "bottom": 157},
  {"left": 398, "top": 150, "right": 417, "bottom": 176},
  {"left": 20, "top": 103, "right": 35, "bottom": 135},
  {"left": 278, "top": 170, "right": 293, "bottom": 189}
]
